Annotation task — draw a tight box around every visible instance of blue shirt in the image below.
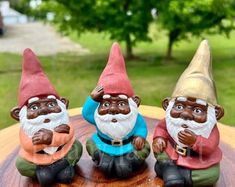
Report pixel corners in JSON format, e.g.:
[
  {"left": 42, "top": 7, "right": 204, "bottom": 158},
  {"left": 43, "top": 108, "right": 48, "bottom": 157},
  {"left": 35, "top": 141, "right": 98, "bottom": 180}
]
[{"left": 82, "top": 96, "right": 148, "bottom": 156}]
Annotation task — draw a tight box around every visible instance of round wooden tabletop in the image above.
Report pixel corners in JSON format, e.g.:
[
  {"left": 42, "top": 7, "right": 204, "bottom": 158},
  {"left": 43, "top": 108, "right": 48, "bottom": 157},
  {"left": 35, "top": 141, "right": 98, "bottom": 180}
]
[{"left": 0, "top": 106, "right": 235, "bottom": 187}]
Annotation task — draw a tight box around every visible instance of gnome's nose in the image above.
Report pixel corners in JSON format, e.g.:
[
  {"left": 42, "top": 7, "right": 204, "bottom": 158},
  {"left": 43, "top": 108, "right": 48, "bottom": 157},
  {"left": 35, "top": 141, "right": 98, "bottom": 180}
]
[
  {"left": 39, "top": 107, "right": 49, "bottom": 115},
  {"left": 109, "top": 104, "right": 118, "bottom": 115},
  {"left": 180, "top": 110, "right": 193, "bottom": 121}
]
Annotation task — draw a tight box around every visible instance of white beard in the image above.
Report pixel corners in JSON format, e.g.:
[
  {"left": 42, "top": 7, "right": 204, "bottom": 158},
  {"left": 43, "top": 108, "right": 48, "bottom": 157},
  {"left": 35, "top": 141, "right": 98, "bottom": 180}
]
[
  {"left": 94, "top": 98, "right": 138, "bottom": 140},
  {"left": 166, "top": 100, "right": 217, "bottom": 148},
  {"left": 19, "top": 99, "right": 69, "bottom": 154}
]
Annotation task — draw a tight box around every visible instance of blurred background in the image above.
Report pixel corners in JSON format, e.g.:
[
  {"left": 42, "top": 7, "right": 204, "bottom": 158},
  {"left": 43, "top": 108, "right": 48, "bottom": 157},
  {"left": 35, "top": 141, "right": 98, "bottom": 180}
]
[{"left": 0, "top": 0, "right": 235, "bottom": 129}]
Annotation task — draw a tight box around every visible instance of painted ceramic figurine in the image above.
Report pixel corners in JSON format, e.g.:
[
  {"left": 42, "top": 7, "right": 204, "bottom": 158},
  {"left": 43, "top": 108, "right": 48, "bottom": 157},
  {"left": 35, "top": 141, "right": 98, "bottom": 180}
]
[
  {"left": 11, "top": 49, "right": 83, "bottom": 186},
  {"left": 152, "top": 40, "right": 224, "bottom": 187},
  {"left": 82, "top": 43, "right": 150, "bottom": 178}
]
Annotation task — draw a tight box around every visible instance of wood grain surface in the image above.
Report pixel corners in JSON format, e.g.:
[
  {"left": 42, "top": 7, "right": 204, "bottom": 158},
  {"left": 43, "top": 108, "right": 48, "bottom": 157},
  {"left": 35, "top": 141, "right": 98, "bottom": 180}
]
[{"left": 0, "top": 115, "right": 234, "bottom": 187}]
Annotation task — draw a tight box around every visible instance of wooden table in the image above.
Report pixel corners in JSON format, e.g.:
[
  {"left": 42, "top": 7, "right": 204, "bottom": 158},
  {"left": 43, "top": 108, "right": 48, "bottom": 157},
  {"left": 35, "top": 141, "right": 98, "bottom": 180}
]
[{"left": 0, "top": 106, "right": 235, "bottom": 187}]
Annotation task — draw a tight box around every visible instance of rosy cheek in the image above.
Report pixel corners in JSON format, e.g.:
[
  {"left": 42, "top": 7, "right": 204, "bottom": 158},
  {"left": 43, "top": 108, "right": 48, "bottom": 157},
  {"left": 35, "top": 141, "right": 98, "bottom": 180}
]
[
  {"left": 55, "top": 108, "right": 61, "bottom": 112},
  {"left": 170, "top": 110, "right": 179, "bottom": 118},
  {"left": 121, "top": 108, "right": 130, "bottom": 114},
  {"left": 98, "top": 108, "right": 108, "bottom": 115},
  {"left": 202, "top": 116, "right": 207, "bottom": 122},
  {"left": 195, "top": 116, "right": 207, "bottom": 123},
  {"left": 27, "top": 112, "right": 37, "bottom": 119}
]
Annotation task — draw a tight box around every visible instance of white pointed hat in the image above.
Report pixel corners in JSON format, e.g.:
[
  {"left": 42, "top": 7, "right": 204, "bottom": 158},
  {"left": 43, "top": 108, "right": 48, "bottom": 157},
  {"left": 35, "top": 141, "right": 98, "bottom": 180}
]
[{"left": 171, "top": 40, "right": 218, "bottom": 106}]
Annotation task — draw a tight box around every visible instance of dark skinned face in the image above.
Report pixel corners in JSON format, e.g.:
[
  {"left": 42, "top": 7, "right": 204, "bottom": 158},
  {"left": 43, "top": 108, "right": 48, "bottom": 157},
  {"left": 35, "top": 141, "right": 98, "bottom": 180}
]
[
  {"left": 98, "top": 96, "right": 131, "bottom": 116},
  {"left": 27, "top": 97, "right": 61, "bottom": 121},
  {"left": 170, "top": 97, "right": 208, "bottom": 124}
]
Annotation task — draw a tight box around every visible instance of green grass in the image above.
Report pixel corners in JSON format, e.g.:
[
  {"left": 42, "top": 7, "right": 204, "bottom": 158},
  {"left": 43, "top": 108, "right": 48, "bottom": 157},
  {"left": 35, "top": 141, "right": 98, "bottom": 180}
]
[{"left": 0, "top": 29, "right": 235, "bottom": 129}]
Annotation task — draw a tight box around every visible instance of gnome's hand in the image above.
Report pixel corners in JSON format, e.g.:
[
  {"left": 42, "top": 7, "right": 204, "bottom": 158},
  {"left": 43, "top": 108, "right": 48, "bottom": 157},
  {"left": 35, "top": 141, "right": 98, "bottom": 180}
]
[
  {"left": 133, "top": 136, "right": 145, "bottom": 150},
  {"left": 178, "top": 129, "right": 197, "bottom": 146},
  {"left": 91, "top": 85, "right": 104, "bottom": 102},
  {"left": 54, "top": 124, "right": 70, "bottom": 134},
  {"left": 152, "top": 137, "right": 166, "bottom": 153},
  {"left": 32, "top": 128, "right": 53, "bottom": 145}
]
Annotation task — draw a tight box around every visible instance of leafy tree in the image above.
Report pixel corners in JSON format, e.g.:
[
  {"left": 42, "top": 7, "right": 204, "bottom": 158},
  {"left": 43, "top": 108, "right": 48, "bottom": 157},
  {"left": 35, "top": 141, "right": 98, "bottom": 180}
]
[
  {"left": 9, "top": 0, "right": 31, "bottom": 15},
  {"left": 33, "top": 0, "right": 155, "bottom": 59},
  {"left": 155, "top": 0, "right": 235, "bottom": 59}
]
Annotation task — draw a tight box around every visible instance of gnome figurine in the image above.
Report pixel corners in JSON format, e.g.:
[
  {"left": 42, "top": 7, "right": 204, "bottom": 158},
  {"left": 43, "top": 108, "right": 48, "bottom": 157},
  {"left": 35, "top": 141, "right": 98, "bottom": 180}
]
[
  {"left": 11, "top": 49, "right": 83, "bottom": 186},
  {"left": 152, "top": 40, "right": 224, "bottom": 187},
  {"left": 82, "top": 43, "right": 150, "bottom": 178}
]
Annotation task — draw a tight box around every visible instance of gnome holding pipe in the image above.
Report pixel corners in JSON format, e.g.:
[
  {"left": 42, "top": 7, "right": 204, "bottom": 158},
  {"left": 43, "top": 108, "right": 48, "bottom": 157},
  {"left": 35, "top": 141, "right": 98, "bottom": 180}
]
[
  {"left": 152, "top": 40, "right": 224, "bottom": 187},
  {"left": 82, "top": 43, "right": 150, "bottom": 178},
  {"left": 11, "top": 49, "right": 82, "bottom": 186}
]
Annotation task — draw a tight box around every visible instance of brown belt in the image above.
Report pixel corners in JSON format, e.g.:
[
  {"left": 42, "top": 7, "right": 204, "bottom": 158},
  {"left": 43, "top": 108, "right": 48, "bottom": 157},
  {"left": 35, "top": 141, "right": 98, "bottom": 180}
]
[
  {"left": 169, "top": 140, "right": 198, "bottom": 157},
  {"left": 98, "top": 133, "right": 133, "bottom": 146}
]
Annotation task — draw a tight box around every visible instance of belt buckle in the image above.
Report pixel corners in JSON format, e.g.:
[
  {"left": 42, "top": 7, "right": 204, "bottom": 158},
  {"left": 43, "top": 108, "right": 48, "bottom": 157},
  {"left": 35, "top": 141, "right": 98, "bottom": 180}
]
[
  {"left": 111, "top": 139, "right": 123, "bottom": 146},
  {"left": 176, "top": 145, "right": 187, "bottom": 156}
]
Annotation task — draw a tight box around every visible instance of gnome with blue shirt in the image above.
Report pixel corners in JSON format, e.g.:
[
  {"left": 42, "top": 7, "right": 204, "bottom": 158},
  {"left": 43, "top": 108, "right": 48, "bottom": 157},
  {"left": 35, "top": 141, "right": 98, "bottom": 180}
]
[{"left": 82, "top": 43, "right": 150, "bottom": 178}]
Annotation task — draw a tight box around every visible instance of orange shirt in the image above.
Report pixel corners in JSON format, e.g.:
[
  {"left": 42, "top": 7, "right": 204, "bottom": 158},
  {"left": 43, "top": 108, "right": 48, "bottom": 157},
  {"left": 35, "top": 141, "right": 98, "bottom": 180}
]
[{"left": 19, "top": 124, "right": 75, "bottom": 165}]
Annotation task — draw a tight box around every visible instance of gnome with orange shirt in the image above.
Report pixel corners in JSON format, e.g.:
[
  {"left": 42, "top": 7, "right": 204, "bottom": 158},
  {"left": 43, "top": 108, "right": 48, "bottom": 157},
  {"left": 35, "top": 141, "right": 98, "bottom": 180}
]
[
  {"left": 82, "top": 43, "right": 150, "bottom": 178},
  {"left": 11, "top": 49, "right": 82, "bottom": 186}
]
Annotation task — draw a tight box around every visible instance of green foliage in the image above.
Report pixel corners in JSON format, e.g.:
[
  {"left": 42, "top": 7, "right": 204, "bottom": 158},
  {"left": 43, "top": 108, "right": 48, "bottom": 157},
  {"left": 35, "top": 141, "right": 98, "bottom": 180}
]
[
  {"left": 155, "top": 0, "right": 235, "bottom": 58},
  {"left": 30, "top": 0, "right": 155, "bottom": 58},
  {"left": 10, "top": 0, "right": 31, "bottom": 15},
  {"left": 11, "top": 0, "right": 235, "bottom": 59}
]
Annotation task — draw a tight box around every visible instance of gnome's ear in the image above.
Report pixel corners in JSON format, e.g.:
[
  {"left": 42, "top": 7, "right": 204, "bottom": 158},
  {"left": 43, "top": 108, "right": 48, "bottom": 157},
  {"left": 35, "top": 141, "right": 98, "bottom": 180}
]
[
  {"left": 10, "top": 107, "right": 21, "bottom": 121},
  {"left": 215, "top": 105, "right": 224, "bottom": 120},
  {"left": 162, "top": 98, "right": 170, "bottom": 111},
  {"left": 132, "top": 95, "right": 141, "bottom": 107},
  {"left": 60, "top": 97, "right": 69, "bottom": 109}
]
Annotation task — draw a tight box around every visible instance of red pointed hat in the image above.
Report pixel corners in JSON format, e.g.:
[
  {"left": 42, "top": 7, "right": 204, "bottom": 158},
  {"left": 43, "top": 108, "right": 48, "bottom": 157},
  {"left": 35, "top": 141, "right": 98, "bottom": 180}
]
[
  {"left": 18, "top": 48, "right": 59, "bottom": 108},
  {"left": 97, "top": 42, "right": 134, "bottom": 97}
]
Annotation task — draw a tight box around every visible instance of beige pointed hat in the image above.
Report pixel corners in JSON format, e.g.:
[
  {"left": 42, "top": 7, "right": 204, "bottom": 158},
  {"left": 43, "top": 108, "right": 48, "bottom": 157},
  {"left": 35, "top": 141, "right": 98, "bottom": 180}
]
[{"left": 171, "top": 40, "right": 218, "bottom": 106}]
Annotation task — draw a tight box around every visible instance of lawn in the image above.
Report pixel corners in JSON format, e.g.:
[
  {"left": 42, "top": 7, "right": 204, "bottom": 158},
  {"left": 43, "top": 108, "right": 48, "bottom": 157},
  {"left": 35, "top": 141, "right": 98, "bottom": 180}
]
[{"left": 0, "top": 28, "right": 235, "bottom": 129}]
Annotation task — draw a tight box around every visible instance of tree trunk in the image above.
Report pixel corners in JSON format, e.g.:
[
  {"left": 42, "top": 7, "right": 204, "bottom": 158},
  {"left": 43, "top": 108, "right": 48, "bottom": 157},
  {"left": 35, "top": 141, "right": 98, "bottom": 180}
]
[
  {"left": 166, "top": 30, "right": 180, "bottom": 59},
  {"left": 166, "top": 36, "right": 173, "bottom": 59},
  {"left": 126, "top": 34, "right": 134, "bottom": 59}
]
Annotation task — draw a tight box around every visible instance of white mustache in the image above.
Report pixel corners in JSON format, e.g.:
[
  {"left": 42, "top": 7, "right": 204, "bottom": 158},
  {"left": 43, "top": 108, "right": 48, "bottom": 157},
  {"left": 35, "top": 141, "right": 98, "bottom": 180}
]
[
  {"left": 168, "top": 117, "right": 206, "bottom": 131},
  {"left": 98, "top": 113, "right": 130, "bottom": 122},
  {"left": 26, "top": 112, "right": 64, "bottom": 125}
]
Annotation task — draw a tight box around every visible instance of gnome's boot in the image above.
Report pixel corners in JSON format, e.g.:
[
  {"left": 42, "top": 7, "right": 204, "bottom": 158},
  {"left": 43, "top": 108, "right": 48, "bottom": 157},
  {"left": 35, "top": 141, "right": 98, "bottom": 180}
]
[
  {"left": 36, "top": 166, "right": 54, "bottom": 186},
  {"left": 92, "top": 149, "right": 101, "bottom": 165},
  {"left": 154, "top": 160, "right": 163, "bottom": 178},
  {"left": 114, "top": 156, "right": 132, "bottom": 178},
  {"left": 178, "top": 166, "right": 193, "bottom": 187},
  {"left": 57, "top": 165, "right": 75, "bottom": 184},
  {"left": 36, "top": 158, "right": 69, "bottom": 186},
  {"left": 125, "top": 152, "right": 142, "bottom": 169},
  {"left": 162, "top": 160, "right": 184, "bottom": 187},
  {"left": 93, "top": 150, "right": 114, "bottom": 176}
]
